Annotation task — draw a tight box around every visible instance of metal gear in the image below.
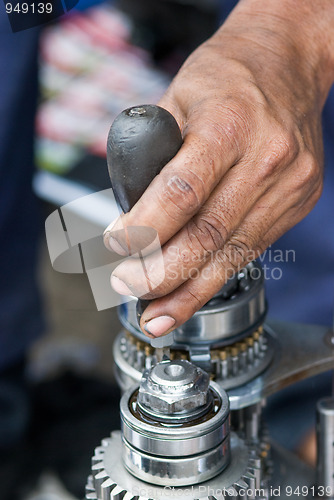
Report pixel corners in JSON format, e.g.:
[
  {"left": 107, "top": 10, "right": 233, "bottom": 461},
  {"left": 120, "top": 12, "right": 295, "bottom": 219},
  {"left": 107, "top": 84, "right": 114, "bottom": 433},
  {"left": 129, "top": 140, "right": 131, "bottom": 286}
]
[
  {"left": 114, "top": 327, "right": 274, "bottom": 393},
  {"left": 120, "top": 361, "right": 231, "bottom": 487},
  {"left": 120, "top": 262, "right": 266, "bottom": 343},
  {"left": 85, "top": 431, "right": 269, "bottom": 500}
]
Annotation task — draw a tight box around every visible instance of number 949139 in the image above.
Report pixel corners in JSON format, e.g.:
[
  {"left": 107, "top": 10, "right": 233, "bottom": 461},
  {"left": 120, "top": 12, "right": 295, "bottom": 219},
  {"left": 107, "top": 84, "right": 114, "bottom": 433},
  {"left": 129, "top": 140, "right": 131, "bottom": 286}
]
[{"left": 6, "top": 3, "right": 53, "bottom": 14}]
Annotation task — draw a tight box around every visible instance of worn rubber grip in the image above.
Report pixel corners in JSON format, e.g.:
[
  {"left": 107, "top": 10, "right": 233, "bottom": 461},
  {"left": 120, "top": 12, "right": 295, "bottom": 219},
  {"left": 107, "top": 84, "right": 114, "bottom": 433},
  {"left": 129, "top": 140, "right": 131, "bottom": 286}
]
[
  {"left": 107, "top": 105, "right": 183, "bottom": 334},
  {"left": 107, "top": 105, "right": 183, "bottom": 213}
]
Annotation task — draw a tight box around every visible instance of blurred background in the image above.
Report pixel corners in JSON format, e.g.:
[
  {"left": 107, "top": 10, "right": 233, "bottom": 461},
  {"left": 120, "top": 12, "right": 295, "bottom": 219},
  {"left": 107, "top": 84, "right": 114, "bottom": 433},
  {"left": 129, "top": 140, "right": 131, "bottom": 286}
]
[
  {"left": 0, "top": 1, "right": 220, "bottom": 499},
  {"left": 0, "top": 0, "right": 332, "bottom": 499}
]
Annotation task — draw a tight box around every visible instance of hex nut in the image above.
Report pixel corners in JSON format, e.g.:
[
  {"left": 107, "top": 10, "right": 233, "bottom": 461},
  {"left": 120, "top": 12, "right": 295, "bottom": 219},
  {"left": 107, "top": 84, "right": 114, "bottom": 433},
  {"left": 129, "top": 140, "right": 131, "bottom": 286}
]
[{"left": 138, "top": 360, "right": 210, "bottom": 415}]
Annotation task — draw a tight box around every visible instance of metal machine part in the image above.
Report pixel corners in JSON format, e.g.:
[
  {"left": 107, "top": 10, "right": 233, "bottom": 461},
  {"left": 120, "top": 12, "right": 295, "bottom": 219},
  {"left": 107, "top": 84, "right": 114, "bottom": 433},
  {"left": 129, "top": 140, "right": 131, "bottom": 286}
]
[
  {"left": 120, "top": 261, "right": 267, "bottom": 346},
  {"left": 228, "top": 321, "right": 334, "bottom": 410},
  {"left": 120, "top": 360, "right": 230, "bottom": 486},
  {"left": 86, "top": 361, "right": 272, "bottom": 499},
  {"left": 150, "top": 332, "right": 175, "bottom": 363},
  {"left": 85, "top": 105, "right": 334, "bottom": 500},
  {"left": 86, "top": 320, "right": 334, "bottom": 500},
  {"left": 113, "top": 320, "right": 333, "bottom": 408},
  {"left": 137, "top": 359, "right": 211, "bottom": 418},
  {"left": 174, "top": 262, "right": 266, "bottom": 345},
  {"left": 114, "top": 325, "right": 274, "bottom": 393},
  {"left": 86, "top": 431, "right": 269, "bottom": 500},
  {"left": 114, "top": 260, "right": 273, "bottom": 391},
  {"left": 316, "top": 397, "right": 334, "bottom": 496}
]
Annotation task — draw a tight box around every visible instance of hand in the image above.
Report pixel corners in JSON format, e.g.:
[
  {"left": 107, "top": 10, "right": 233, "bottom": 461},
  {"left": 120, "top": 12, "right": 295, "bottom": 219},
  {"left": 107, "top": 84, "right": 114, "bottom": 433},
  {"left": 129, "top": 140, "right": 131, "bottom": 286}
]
[{"left": 105, "top": 0, "right": 334, "bottom": 338}]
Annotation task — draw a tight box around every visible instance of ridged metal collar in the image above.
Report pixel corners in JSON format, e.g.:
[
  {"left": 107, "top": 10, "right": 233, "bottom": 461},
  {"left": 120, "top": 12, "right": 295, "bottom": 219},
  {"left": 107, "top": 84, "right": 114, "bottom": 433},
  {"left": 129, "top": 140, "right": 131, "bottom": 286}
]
[{"left": 119, "top": 261, "right": 267, "bottom": 347}]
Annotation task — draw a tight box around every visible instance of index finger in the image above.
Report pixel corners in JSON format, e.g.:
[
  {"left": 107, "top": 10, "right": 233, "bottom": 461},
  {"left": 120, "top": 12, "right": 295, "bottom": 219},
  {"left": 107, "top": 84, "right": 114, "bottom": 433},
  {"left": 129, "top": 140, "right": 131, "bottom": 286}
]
[{"left": 105, "top": 110, "right": 242, "bottom": 254}]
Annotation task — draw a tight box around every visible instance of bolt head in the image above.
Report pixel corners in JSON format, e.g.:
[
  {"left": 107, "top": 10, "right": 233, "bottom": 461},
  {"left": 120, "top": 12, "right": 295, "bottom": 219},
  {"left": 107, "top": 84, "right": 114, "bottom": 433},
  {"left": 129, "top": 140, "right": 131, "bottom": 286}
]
[{"left": 138, "top": 360, "right": 210, "bottom": 415}]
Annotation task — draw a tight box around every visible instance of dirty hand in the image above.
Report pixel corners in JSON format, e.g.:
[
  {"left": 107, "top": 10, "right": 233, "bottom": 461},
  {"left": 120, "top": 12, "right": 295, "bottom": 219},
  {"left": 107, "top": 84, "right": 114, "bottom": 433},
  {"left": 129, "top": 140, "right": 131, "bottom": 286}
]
[{"left": 105, "top": 0, "right": 334, "bottom": 338}]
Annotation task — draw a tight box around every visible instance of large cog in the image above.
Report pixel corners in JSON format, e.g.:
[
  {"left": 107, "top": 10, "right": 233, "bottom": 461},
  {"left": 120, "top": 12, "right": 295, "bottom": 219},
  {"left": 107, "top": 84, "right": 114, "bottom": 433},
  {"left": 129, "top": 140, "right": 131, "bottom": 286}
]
[{"left": 85, "top": 431, "right": 269, "bottom": 500}]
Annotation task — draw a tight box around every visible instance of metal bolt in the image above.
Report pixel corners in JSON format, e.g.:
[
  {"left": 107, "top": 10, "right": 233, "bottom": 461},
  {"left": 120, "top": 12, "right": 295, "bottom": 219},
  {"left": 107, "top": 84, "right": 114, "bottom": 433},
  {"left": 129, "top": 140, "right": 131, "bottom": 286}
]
[
  {"left": 128, "top": 106, "right": 146, "bottom": 116},
  {"left": 138, "top": 360, "right": 210, "bottom": 416}
]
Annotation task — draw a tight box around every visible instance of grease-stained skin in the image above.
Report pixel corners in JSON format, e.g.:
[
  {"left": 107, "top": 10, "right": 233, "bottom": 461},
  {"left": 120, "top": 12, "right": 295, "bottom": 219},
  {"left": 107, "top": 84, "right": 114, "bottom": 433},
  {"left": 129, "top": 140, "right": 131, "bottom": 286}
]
[{"left": 104, "top": 0, "right": 334, "bottom": 338}]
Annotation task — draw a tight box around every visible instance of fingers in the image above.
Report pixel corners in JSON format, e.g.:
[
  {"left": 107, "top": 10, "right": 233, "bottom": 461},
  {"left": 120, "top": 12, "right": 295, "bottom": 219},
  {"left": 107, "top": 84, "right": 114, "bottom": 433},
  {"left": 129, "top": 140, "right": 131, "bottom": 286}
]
[
  {"left": 139, "top": 244, "right": 257, "bottom": 338},
  {"left": 138, "top": 219, "right": 279, "bottom": 338},
  {"left": 111, "top": 190, "right": 283, "bottom": 329},
  {"left": 109, "top": 141, "right": 322, "bottom": 338},
  {"left": 110, "top": 160, "right": 269, "bottom": 297},
  {"left": 138, "top": 172, "right": 322, "bottom": 338},
  {"left": 109, "top": 143, "right": 308, "bottom": 299}
]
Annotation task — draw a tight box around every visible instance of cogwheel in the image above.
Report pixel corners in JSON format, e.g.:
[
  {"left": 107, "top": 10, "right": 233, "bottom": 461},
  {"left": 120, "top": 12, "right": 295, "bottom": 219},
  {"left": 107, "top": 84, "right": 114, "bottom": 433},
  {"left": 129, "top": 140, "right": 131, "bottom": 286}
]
[
  {"left": 86, "top": 432, "right": 269, "bottom": 500},
  {"left": 114, "top": 327, "right": 274, "bottom": 394}
]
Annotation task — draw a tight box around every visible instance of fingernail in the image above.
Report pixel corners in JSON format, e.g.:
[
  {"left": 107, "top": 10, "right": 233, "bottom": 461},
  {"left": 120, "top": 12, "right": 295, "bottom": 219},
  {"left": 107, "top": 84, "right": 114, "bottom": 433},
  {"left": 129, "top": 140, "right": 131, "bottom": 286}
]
[
  {"left": 108, "top": 236, "right": 128, "bottom": 255},
  {"left": 111, "top": 275, "right": 133, "bottom": 296},
  {"left": 144, "top": 316, "right": 176, "bottom": 337},
  {"left": 104, "top": 218, "right": 118, "bottom": 237},
  {"left": 104, "top": 218, "right": 128, "bottom": 255}
]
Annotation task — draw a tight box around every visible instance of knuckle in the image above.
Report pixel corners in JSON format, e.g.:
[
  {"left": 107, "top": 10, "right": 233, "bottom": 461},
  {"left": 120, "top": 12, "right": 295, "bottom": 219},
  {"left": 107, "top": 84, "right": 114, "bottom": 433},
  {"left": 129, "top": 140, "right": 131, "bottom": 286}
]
[
  {"left": 200, "top": 102, "right": 252, "bottom": 159},
  {"left": 225, "top": 236, "right": 252, "bottom": 268},
  {"left": 312, "top": 178, "right": 323, "bottom": 202},
  {"left": 291, "top": 150, "right": 322, "bottom": 194},
  {"left": 302, "top": 183, "right": 323, "bottom": 216},
  {"left": 183, "top": 288, "right": 204, "bottom": 316},
  {"left": 188, "top": 213, "right": 229, "bottom": 254},
  {"left": 299, "top": 151, "right": 321, "bottom": 186},
  {"left": 136, "top": 277, "right": 167, "bottom": 300},
  {"left": 137, "top": 264, "right": 169, "bottom": 299},
  {"left": 258, "top": 132, "right": 299, "bottom": 179},
  {"left": 159, "top": 171, "right": 205, "bottom": 216}
]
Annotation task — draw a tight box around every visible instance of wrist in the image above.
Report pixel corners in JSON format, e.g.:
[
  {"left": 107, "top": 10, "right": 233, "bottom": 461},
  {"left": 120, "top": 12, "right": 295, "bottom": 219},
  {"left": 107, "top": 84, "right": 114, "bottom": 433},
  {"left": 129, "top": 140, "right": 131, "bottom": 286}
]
[{"left": 214, "top": 0, "right": 334, "bottom": 106}]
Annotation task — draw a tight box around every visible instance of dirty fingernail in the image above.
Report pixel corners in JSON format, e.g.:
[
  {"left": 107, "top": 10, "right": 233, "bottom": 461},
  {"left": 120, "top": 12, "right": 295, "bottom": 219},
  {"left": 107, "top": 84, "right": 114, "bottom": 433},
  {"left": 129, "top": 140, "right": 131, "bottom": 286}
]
[
  {"left": 111, "top": 275, "right": 133, "bottom": 296},
  {"left": 144, "top": 316, "right": 176, "bottom": 337}
]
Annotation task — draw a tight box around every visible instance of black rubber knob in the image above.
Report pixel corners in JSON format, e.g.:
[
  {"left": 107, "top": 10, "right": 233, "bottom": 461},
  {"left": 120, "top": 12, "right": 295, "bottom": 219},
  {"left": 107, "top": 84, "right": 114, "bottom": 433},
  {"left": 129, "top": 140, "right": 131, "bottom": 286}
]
[{"left": 107, "top": 105, "right": 183, "bottom": 213}]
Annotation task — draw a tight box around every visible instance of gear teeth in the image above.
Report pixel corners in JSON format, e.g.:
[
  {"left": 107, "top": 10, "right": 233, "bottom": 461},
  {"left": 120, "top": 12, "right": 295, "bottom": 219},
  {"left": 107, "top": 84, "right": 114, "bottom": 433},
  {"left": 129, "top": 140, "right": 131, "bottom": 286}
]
[
  {"left": 243, "top": 472, "right": 257, "bottom": 497},
  {"left": 110, "top": 484, "right": 127, "bottom": 498},
  {"left": 94, "top": 445, "right": 106, "bottom": 455},
  {"left": 122, "top": 493, "right": 148, "bottom": 500},
  {"left": 86, "top": 475, "right": 94, "bottom": 489},
  {"left": 248, "top": 466, "right": 261, "bottom": 489},
  {"left": 92, "top": 451, "right": 105, "bottom": 466},
  {"left": 209, "top": 492, "right": 226, "bottom": 499},
  {"left": 118, "top": 328, "right": 272, "bottom": 391},
  {"left": 234, "top": 479, "right": 249, "bottom": 491},
  {"left": 95, "top": 445, "right": 107, "bottom": 454},
  {"left": 85, "top": 475, "right": 97, "bottom": 500},
  {"left": 100, "top": 478, "right": 117, "bottom": 500},
  {"left": 246, "top": 455, "right": 262, "bottom": 494},
  {"left": 102, "top": 437, "right": 113, "bottom": 447},
  {"left": 94, "top": 470, "right": 110, "bottom": 498},
  {"left": 92, "top": 461, "right": 105, "bottom": 476},
  {"left": 122, "top": 494, "right": 134, "bottom": 500},
  {"left": 87, "top": 433, "right": 270, "bottom": 500},
  {"left": 249, "top": 457, "right": 261, "bottom": 468}
]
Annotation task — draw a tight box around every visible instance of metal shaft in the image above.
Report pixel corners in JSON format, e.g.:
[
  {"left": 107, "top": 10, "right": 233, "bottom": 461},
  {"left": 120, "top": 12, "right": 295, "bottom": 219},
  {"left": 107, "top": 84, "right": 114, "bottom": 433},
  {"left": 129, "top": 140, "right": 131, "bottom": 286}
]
[
  {"left": 316, "top": 397, "right": 334, "bottom": 496},
  {"left": 120, "top": 360, "right": 230, "bottom": 486}
]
